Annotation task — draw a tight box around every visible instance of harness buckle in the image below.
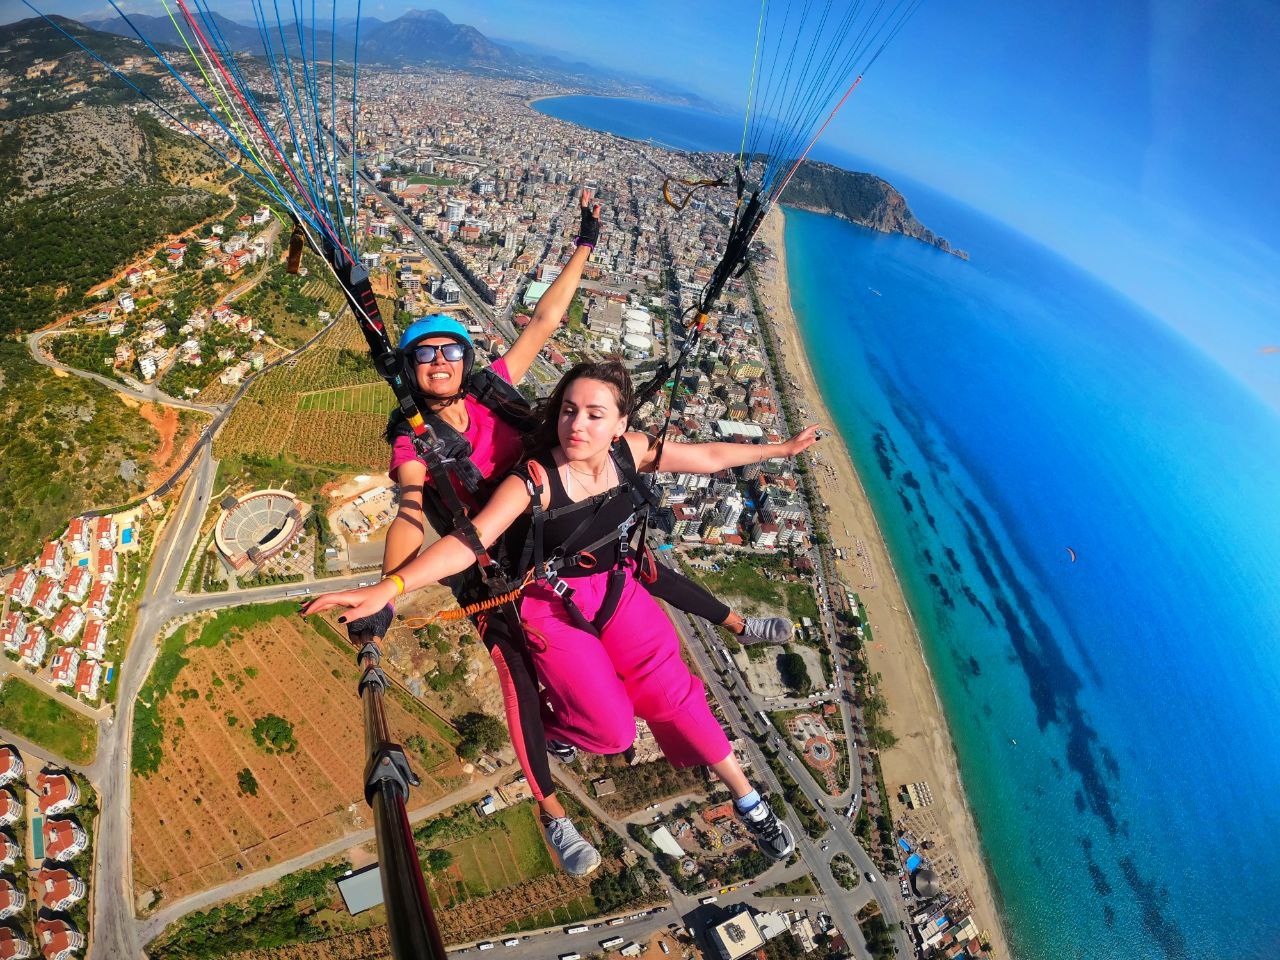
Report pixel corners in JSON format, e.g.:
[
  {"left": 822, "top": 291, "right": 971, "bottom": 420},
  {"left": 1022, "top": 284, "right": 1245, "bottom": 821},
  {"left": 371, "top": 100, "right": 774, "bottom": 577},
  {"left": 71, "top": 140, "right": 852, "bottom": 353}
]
[{"left": 551, "top": 578, "right": 570, "bottom": 598}]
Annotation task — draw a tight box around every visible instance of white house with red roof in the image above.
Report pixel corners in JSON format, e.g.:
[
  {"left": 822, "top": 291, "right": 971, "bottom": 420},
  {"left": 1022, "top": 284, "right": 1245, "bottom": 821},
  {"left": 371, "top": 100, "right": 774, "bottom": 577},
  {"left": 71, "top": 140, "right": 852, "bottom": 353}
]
[
  {"left": 35, "top": 917, "right": 83, "bottom": 960},
  {"left": 48, "top": 647, "right": 80, "bottom": 688},
  {"left": 95, "top": 549, "right": 117, "bottom": 585},
  {"left": 0, "top": 876, "right": 24, "bottom": 920},
  {"left": 85, "top": 583, "right": 112, "bottom": 619},
  {"left": 42, "top": 817, "right": 87, "bottom": 861},
  {"left": 37, "top": 771, "right": 79, "bottom": 815},
  {"left": 63, "top": 567, "right": 91, "bottom": 603},
  {"left": 6, "top": 569, "right": 36, "bottom": 608},
  {"left": 35, "top": 867, "right": 85, "bottom": 912},
  {"left": 19, "top": 625, "right": 47, "bottom": 667},
  {"left": 0, "top": 612, "right": 25, "bottom": 653},
  {"left": 167, "top": 243, "right": 187, "bottom": 267},
  {"left": 32, "top": 579, "right": 62, "bottom": 619},
  {"left": 73, "top": 660, "right": 101, "bottom": 700},
  {"left": 94, "top": 516, "right": 117, "bottom": 550},
  {"left": 0, "top": 747, "right": 23, "bottom": 786},
  {"left": 0, "top": 789, "right": 19, "bottom": 827},
  {"left": 67, "top": 517, "right": 91, "bottom": 554},
  {"left": 51, "top": 606, "right": 84, "bottom": 644},
  {"left": 80, "top": 619, "right": 106, "bottom": 660},
  {"left": 37, "top": 541, "right": 65, "bottom": 580},
  {"left": 124, "top": 266, "right": 142, "bottom": 286},
  {"left": 0, "top": 830, "right": 19, "bottom": 867},
  {"left": 0, "top": 924, "right": 32, "bottom": 958}
]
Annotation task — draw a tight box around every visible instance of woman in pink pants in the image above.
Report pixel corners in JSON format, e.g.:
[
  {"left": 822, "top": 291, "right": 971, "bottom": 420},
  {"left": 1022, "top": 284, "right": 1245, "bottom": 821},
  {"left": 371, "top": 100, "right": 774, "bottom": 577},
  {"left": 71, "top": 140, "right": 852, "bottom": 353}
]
[{"left": 305, "top": 360, "right": 820, "bottom": 860}]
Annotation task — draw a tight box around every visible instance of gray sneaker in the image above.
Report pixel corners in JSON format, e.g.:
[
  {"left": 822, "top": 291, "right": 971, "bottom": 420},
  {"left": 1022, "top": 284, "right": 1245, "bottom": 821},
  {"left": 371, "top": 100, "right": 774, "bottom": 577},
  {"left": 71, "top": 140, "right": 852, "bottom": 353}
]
[
  {"left": 741, "top": 616, "right": 793, "bottom": 645},
  {"left": 547, "top": 739, "right": 578, "bottom": 764},
  {"left": 739, "top": 799, "right": 795, "bottom": 861},
  {"left": 542, "top": 816, "right": 602, "bottom": 877}
]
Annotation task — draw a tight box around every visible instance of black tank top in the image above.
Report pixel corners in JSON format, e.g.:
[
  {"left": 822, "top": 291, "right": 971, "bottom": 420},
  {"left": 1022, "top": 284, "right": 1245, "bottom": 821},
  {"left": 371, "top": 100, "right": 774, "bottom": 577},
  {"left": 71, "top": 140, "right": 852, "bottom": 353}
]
[{"left": 505, "top": 450, "right": 637, "bottom": 578}]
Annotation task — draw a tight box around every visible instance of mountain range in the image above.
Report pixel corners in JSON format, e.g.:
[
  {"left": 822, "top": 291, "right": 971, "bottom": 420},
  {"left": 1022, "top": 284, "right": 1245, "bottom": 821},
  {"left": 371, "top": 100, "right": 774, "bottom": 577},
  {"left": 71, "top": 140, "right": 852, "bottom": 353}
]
[{"left": 82, "top": 7, "right": 663, "bottom": 94}]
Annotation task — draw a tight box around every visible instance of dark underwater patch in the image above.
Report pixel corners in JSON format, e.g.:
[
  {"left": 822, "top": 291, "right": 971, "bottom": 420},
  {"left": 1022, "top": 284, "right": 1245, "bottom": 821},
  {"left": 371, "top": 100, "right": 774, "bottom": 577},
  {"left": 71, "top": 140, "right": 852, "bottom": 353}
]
[
  {"left": 871, "top": 428, "right": 894, "bottom": 481},
  {"left": 945, "top": 546, "right": 962, "bottom": 572},
  {"left": 898, "top": 489, "right": 914, "bottom": 513},
  {"left": 927, "top": 572, "right": 955, "bottom": 609},
  {"left": 968, "top": 656, "right": 981, "bottom": 677},
  {"left": 915, "top": 490, "right": 938, "bottom": 530},
  {"left": 959, "top": 497, "right": 1120, "bottom": 835},
  {"left": 1118, "top": 856, "right": 1189, "bottom": 960},
  {"left": 1079, "top": 836, "right": 1113, "bottom": 897},
  {"left": 959, "top": 584, "right": 996, "bottom": 625}
]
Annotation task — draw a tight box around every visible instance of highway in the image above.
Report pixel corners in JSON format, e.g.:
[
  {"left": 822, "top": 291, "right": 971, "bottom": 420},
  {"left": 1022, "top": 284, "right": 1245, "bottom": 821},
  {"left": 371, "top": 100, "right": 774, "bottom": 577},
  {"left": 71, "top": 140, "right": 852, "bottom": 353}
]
[
  {"left": 86, "top": 444, "right": 393, "bottom": 960},
  {"left": 661, "top": 562, "right": 914, "bottom": 960}
]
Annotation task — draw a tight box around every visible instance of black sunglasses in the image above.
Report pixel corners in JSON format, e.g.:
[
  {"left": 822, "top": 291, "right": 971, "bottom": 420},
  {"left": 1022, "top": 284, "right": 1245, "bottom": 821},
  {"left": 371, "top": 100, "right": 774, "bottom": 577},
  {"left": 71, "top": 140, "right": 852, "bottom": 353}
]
[{"left": 412, "top": 342, "right": 467, "bottom": 364}]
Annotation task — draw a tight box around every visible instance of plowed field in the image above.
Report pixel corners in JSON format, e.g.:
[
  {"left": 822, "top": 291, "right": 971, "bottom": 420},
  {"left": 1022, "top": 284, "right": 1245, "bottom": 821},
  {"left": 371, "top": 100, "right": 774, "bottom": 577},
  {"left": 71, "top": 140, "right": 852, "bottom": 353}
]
[{"left": 132, "top": 614, "right": 461, "bottom": 902}]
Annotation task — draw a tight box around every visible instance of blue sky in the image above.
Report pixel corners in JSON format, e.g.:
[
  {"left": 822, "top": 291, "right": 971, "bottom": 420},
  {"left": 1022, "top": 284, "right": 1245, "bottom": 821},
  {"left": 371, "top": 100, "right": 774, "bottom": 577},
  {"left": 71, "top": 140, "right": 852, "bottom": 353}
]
[{"left": 8, "top": 0, "right": 1280, "bottom": 407}]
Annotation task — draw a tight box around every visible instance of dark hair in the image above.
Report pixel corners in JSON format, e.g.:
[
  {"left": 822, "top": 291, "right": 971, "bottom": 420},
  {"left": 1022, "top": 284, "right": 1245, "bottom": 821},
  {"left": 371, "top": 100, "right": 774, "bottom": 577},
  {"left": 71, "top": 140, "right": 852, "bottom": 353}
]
[{"left": 532, "top": 359, "right": 633, "bottom": 453}]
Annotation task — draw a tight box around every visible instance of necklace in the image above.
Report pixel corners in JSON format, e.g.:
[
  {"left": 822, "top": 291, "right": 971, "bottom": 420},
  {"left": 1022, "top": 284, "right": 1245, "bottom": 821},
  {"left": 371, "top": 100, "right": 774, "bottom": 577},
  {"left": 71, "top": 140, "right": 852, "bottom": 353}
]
[{"left": 564, "top": 457, "right": 615, "bottom": 499}]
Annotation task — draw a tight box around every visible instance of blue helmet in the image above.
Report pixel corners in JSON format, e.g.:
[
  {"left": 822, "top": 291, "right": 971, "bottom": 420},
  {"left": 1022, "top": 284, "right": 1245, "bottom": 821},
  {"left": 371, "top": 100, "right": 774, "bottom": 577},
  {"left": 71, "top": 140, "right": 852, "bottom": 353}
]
[{"left": 398, "top": 314, "right": 476, "bottom": 385}]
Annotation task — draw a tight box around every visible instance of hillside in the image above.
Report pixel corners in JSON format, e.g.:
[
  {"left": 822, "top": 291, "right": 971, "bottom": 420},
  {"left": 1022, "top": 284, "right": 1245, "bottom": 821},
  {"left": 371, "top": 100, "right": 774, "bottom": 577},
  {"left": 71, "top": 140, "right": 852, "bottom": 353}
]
[
  {"left": 0, "top": 50, "right": 228, "bottom": 562},
  {"left": 782, "top": 162, "right": 969, "bottom": 259}
]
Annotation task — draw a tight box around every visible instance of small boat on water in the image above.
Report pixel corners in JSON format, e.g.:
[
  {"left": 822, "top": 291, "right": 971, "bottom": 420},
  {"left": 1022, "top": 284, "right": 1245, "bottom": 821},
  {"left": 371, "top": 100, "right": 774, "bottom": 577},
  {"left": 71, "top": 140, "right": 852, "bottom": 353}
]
[{"left": 869, "top": 288, "right": 882, "bottom": 296}]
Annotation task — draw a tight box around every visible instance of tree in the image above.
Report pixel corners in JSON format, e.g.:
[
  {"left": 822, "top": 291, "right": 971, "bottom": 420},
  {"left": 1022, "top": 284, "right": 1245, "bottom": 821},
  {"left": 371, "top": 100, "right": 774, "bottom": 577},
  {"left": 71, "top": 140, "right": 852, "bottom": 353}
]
[
  {"left": 778, "top": 651, "right": 811, "bottom": 694},
  {"left": 422, "top": 848, "right": 453, "bottom": 872},
  {"left": 455, "top": 711, "right": 505, "bottom": 760}
]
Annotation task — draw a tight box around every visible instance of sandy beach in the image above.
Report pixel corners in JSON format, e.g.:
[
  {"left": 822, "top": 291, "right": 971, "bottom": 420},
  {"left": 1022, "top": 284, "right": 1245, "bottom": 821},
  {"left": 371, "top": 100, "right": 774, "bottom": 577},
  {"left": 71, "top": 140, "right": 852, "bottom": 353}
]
[{"left": 755, "top": 208, "right": 1012, "bottom": 959}]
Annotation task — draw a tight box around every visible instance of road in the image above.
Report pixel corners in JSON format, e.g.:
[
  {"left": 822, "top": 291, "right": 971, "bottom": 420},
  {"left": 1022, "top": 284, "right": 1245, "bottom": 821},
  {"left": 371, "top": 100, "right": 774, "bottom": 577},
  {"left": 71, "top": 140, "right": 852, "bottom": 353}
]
[
  {"left": 663, "top": 585, "right": 913, "bottom": 960},
  {"left": 87, "top": 443, "right": 388, "bottom": 960},
  {"left": 137, "top": 766, "right": 511, "bottom": 946},
  {"left": 27, "top": 327, "right": 220, "bottom": 414}
]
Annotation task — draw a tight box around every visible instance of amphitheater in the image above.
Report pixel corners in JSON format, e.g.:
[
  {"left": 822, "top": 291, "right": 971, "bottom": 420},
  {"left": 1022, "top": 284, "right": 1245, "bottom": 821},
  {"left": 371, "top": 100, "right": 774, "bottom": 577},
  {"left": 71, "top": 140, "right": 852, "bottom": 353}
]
[{"left": 214, "top": 489, "right": 307, "bottom": 571}]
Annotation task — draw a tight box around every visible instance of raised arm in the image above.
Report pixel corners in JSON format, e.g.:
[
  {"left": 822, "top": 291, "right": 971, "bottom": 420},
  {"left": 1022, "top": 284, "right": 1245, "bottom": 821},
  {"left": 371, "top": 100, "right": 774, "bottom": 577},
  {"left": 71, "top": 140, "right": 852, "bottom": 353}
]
[
  {"left": 630, "top": 425, "right": 821, "bottom": 476},
  {"left": 302, "top": 473, "right": 534, "bottom": 622},
  {"left": 501, "top": 189, "right": 601, "bottom": 383}
]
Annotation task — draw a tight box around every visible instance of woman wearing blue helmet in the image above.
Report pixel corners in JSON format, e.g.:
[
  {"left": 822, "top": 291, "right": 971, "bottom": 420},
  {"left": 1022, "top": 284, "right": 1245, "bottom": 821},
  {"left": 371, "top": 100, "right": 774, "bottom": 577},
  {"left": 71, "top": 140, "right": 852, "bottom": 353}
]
[{"left": 379, "top": 191, "right": 791, "bottom": 877}]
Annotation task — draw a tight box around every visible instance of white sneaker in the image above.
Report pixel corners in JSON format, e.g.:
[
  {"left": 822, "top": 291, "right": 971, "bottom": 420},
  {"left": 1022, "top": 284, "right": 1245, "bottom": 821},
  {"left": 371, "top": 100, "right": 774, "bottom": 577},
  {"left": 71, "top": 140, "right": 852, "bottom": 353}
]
[
  {"left": 741, "top": 616, "right": 794, "bottom": 645},
  {"left": 542, "top": 816, "right": 602, "bottom": 877}
]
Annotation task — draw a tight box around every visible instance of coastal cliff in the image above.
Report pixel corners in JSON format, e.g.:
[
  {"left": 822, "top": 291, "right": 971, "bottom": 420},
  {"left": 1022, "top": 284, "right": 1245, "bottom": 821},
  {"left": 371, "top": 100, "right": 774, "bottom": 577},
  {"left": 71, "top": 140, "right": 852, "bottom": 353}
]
[{"left": 781, "top": 161, "right": 969, "bottom": 259}]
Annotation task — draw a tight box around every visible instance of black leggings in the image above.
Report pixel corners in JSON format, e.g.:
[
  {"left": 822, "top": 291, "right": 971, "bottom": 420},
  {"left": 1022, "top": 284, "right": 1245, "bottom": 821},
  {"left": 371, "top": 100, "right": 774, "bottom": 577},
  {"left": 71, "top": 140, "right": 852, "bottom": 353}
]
[
  {"left": 644, "top": 562, "right": 731, "bottom": 625},
  {"left": 459, "top": 563, "right": 732, "bottom": 802}
]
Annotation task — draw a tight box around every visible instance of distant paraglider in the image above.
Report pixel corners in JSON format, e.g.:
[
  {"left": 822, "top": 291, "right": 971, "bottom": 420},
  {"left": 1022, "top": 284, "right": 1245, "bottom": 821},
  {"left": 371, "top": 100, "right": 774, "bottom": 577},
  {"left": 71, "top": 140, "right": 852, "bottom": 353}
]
[{"left": 1065, "top": 546, "right": 1077, "bottom": 563}]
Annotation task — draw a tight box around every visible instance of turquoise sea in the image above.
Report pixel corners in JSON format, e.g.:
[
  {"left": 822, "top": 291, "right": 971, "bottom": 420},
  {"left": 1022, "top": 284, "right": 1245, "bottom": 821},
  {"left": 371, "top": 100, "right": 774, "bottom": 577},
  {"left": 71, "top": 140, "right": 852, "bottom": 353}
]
[{"left": 536, "top": 95, "right": 1280, "bottom": 960}]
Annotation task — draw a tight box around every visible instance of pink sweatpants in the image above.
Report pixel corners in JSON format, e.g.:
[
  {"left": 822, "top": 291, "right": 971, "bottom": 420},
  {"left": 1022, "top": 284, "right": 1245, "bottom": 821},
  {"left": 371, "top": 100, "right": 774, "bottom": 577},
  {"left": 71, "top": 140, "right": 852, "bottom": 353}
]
[{"left": 519, "top": 567, "right": 732, "bottom": 769}]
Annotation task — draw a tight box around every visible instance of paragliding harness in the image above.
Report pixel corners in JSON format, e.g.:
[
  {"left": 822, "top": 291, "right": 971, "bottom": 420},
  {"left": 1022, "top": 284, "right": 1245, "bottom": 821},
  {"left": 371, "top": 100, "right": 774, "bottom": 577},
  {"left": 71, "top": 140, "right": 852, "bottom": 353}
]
[
  {"left": 514, "top": 438, "right": 662, "bottom": 637},
  {"left": 384, "top": 368, "right": 540, "bottom": 596},
  {"left": 322, "top": 235, "right": 519, "bottom": 605}
]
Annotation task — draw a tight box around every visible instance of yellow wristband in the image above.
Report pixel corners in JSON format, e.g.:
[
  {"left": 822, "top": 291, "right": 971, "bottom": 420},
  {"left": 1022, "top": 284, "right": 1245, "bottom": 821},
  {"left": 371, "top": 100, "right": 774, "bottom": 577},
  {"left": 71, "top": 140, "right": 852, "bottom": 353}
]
[{"left": 387, "top": 574, "right": 405, "bottom": 596}]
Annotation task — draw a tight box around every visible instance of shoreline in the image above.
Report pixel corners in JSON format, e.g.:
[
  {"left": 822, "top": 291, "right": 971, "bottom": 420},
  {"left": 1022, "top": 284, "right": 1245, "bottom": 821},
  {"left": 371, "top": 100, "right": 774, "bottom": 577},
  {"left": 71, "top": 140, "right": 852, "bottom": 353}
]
[{"left": 756, "top": 208, "right": 1013, "bottom": 959}]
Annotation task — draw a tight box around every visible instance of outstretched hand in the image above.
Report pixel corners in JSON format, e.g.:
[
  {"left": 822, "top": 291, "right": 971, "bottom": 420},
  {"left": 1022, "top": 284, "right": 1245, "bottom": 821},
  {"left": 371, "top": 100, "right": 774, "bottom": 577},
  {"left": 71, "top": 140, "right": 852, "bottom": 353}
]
[
  {"left": 301, "top": 580, "right": 398, "bottom": 624},
  {"left": 576, "top": 188, "right": 602, "bottom": 249},
  {"left": 783, "top": 424, "right": 823, "bottom": 457}
]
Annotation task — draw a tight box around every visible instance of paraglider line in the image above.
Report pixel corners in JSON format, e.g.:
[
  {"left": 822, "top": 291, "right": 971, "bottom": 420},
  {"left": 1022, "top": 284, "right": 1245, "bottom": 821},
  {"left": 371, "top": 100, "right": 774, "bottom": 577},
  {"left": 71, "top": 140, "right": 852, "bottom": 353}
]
[{"left": 19, "top": 1, "right": 316, "bottom": 231}]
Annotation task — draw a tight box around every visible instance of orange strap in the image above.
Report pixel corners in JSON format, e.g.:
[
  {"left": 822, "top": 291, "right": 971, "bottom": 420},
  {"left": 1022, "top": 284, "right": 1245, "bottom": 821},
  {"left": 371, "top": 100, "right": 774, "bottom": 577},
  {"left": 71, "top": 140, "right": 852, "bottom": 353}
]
[{"left": 403, "top": 569, "right": 535, "bottom": 627}]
